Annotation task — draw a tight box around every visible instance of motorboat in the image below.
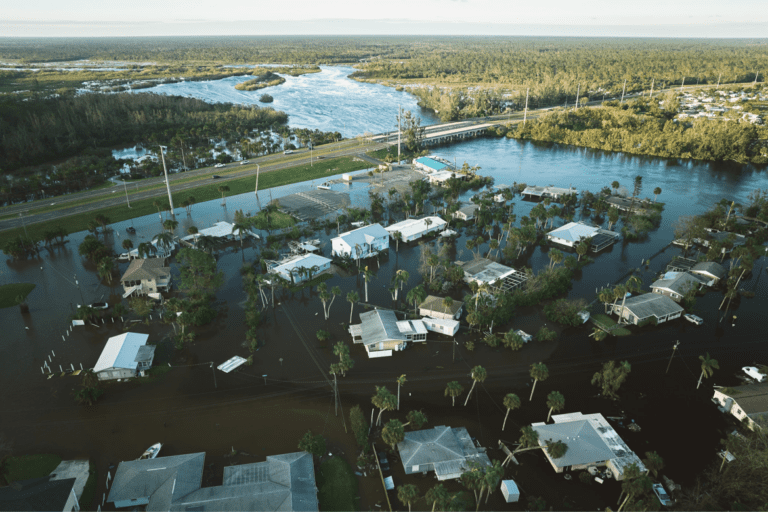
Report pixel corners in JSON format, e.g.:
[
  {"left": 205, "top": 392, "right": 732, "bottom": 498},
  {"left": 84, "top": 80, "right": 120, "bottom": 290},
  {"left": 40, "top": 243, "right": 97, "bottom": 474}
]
[
  {"left": 317, "top": 183, "right": 330, "bottom": 190},
  {"left": 138, "top": 443, "right": 163, "bottom": 460}
]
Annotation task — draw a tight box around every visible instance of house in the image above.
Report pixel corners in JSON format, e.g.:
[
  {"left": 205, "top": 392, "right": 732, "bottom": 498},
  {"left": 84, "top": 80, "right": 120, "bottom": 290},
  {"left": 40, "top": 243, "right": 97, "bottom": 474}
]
[
  {"left": 120, "top": 258, "right": 171, "bottom": 298},
  {"left": 421, "top": 317, "right": 460, "bottom": 336},
  {"left": 500, "top": 480, "right": 520, "bottom": 503},
  {"left": 414, "top": 156, "right": 449, "bottom": 173},
  {"left": 604, "top": 195, "right": 654, "bottom": 215},
  {"left": 397, "top": 426, "right": 491, "bottom": 480},
  {"left": 0, "top": 476, "right": 79, "bottom": 511},
  {"left": 349, "top": 309, "right": 426, "bottom": 358},
  {"left": 546, "top": 221, "right": 619, "bottom": 251},
  {"left": 696, "top": 230, "right": 747, "bottom": 254},
  {"left": 650, "top": 271, "right": 706, "bottom": 302},
  {"left": 331, "top": 224, "right": 389, "bottom": 259},
  {"left": 386, "top": 217, "right": 447, "bottom": 242},
  {"left": 452, "top": 204, "right": 479, "bottom": 221},
  {"left": 93, "top": 332, "right": 154, "bottom": 381},
  {"left": 521, "top": 185, "right": 577, "bottom": 201},
  {"left": 120, "top": 239, "right": 177, "bottom": 261},
  {"left": 456, "top": 258, "right": 529, "bottom": 291},
  {"left": 418, "top": 295, "right": 464, "bottom": 320},
  {"left": 713, "top": 383, "right": 768, "bottom": 430},
  {"left": 531, "top": 412, "right": 646, "bottom": 481},
  {"left": 108, "top": 451, "right": 318, "bottom": 511},
  {"left": 427, "top": 171, "right": 456, "bottom": 186},
  {"left": 689, "top": 261, "right": 727, "bottom": 286},
  {"left": 181, "top": 221, "right": 244, "bottom": 243},
  {"left": 267, "top": 253, "right": 332, "bottom": 284},
  {"left": 666, "top": 256, "right": 697, "bottom": 273},
  {"left": 610, "top": 293, "right": 684, "bottom": 325}
]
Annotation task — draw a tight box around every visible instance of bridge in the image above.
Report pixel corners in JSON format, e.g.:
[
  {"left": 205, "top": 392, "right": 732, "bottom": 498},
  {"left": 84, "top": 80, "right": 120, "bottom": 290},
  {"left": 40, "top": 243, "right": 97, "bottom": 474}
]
[{"left": 370, "top": 119, "right": 500, "bottom": 146}]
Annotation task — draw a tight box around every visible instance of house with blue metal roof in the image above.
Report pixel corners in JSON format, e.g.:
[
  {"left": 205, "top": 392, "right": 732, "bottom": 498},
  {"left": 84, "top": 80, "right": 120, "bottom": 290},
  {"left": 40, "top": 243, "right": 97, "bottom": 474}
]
[
  {"left": 94, "top": 332, "right": 154, "bottom": 381},
  {"left": 414, "top": 157, "right": 449, "bottom": 173}
]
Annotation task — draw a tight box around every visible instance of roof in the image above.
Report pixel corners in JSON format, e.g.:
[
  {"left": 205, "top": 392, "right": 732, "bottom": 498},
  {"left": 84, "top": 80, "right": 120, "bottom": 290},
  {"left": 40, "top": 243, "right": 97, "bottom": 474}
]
[
  {"left": 721, "top": 382, "right": 768, "bottom": 415},
  {"left": 500, "top": 480, "right": 519, "bottom": 495},
  {"left": 396, "top": 320, "right": 427, "bottom": 335},
  {"left": 522, "top": 185, "right": 578, "bottom": 197},
  {"left": 414, "top": 157, "right": 448, "bottom": 172},
  {"left": 334, "top": 224, "right": 389, "bottom": 249},
  {"left": 271, "top": 254, "right": 331, "bottom": 275},
  {"left": 355, "top": 310, "right": 407, "bottom": 345},
  {"left": 121, "top": 258, "right": 171, "bottom": 282},
  {"left": 429, "top": 171, "right": 454, "bottom": 181},
  {"left": 457, "top": 258, "right": 515, "bottom": 283},
  {"left": 651, "top": 272, "right": 706, "bottom": 295},
  {"left": 419, "top": 295, "right": 463, "bottom": 316},
  {"left": 386, "top": 217, "right": 447, "bottom": 238},
  {"left": 398, "top": 426, "right": 490, "bottom": 475},
  {"left": 532, "top": 420, "right": 616, "bottom": 468},
  {"left": 691, "top": 261, "right": 726, "bottom": 279},
  {"left": 134, "top": 345, "right": 156, "bottom": 363},
  {"left": 620, "top": 294, "right": 684, "bottom": 320},
  {"left": 547, "top": 222, "right": 599, "bottom": 243},
  {"left": 108, "top": 453, "right": 205, "bottom": 506},
  {"left": 94, "top": 332, "right": 149, "bottom": 373},
  {"left": 0, "top": 476, "right": 76, "bottom": 511},
  {"left": 456, "top": 204, "right": 479, "bottom": 216},
  {"left": 189, "top": 221, "right": 236, "bottom": 239}
]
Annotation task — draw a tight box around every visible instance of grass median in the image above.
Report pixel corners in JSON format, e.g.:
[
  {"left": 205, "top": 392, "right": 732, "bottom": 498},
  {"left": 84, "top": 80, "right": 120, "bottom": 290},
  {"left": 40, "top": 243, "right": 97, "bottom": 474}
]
[{"left": 0, "top": 155, "right": 372, "bottom": 246}]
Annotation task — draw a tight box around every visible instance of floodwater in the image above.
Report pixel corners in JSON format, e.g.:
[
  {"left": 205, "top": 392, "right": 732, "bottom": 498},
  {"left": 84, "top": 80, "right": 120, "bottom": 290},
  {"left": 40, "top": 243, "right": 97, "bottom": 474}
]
[
  {"left": 3, "top": 134, "right": 768, "bottom": 507},
  {"left": 134, "top": 66, "right": 439, "bottom": 138}
]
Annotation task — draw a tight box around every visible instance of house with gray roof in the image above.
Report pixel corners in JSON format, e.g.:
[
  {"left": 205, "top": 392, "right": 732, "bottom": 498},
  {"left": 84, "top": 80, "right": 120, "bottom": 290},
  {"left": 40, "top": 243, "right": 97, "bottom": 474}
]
[
  {"left": 521, "top": 185, "right": 578, "bottom": 201},
  {"left": 452, "top": 203, "right": 479, "bottom": 221},
  {"left": 651, "top": 271, "right": 707, "bottom": 302},
  {"left": 349, "top": 309, "right": 426, "bottom": 357},
  {"left": 418, "top": 295, "right": 463, "bottom": 320},
  {"left": 331, "top": 224, "right": 389, "bottom": 259},
  {"left": 397, "top": 426, "right": 491, "bottom": 481},
  {"left": 547, "top": 221, "right": 619, "bottom": 251},
  {"left": 531, "top": 412, "right": 645, "bottom": 481},
  {"left": 611, "top": 293, "right": 684, "bottom": 325},
  {"left": 689, "top": 261, "right": 727, "bottom": 286},
  {"left": 713, "top": 382, "right": 768, "bottom": 431},
  {"left": 108, "top": 451, "right": 318, "bottom": 511},
  {"left": 456, "top": 258, "right": 529, "bottom": 292},
  {"left": 0, "top": 476, "right": 79, "bottom": 512},
  {"left": 121, "top": 257, "right": 171, "bottom": 298}
]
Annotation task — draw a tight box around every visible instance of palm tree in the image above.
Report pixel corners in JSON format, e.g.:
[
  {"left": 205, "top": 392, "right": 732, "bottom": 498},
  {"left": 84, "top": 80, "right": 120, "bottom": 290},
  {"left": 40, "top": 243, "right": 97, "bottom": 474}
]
[
  {"left": 529, "top": 362, "right": 549, "bottom": 401},
  {"left": 393, "top": 231, "right": 403, "bottom": 252},
  {"left": 195, "top": 235, "right": 219, "bottom": 255},
  {"left": 425, "top": 484, "right": 450, "bottom": 512},
  {"left": 97, "top": 257, "right": 114, "bottom": 284},
  {"left": 548, "top": 248, "right": 564, "bottom": 268},
  {"left": 187, "top": 226, "right": 198, "bottom": 244},
  {"left": 697, "top": 353, "right": 719, "bottom": 389},
  {"left": 137, "top": 242, "right": 155, "bottom": 259},
  {"left": 231, "top": 222, "right": 249, "bottom": 247},
  {"left": 396, "top": 374, "right": 407, "bottom": 410},
  {"left": 442, "top": 296, "right": 454, "bottom": 317},
  {"left": 382, "top": 419, "right": 405, "bottom": 449},
  {"left": 346, "top": 290, "right": 359, "bottom": 323},
  {"left": 598, "top": 287, "right": 614, "bottom": 314},
  {"left": 653, "top": 187, "right": 662, "bottom": 202},
  {"left": 406, "top": 284, "right": 427, "bottom": 316},
  {"left": 218, "top": 185, "right": 230, "bottom": 206},
  {"left": 611, "top": 181, "right": 620, "bottom": 194},
  {"left": 464, "top": 365, "right": 487, "bottom": 406},
  {"left": 371, "top": 386, "right": 397, "bottom": 426},
  {"left": 122, "top": 239, "right": 134, "bottom": 253},
  {"left": 391, "top": 269, "right": 409, "bottom": 301},
  {"left": 94, "top": 214, "right": 110, "bottom": 232},
  {"left": 162, "top": 219, "right": 179, "bottom": 233},
  {"left": 153, "top": 232, "right": 174, "bottom": 253},
  {"left": 397, "top": 484, "right": 420, "bottom": 512},
  {"left": 546, "top": 391, "right": 565, "bottom": 422},
  {"left": 445, "top": 381, "right": 464, "bottom": 406},
  {"left": 502, "top": 393, "right": 521, "bottom": 431},
  {"left": 361, "top": 266, "right": 375, "bottom": 302}
]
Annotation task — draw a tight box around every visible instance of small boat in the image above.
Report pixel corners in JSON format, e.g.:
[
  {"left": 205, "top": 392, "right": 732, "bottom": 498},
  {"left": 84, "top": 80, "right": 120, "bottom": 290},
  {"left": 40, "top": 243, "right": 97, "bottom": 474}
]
[
  {"left": 317, "top": 183, "right": 330, "bottom": 190},
  {"left": 126, "top": 227, "right": 136, "bottom": 234},
  {"left": 138, "top": 443, "right": 162, "bottom": 460}
]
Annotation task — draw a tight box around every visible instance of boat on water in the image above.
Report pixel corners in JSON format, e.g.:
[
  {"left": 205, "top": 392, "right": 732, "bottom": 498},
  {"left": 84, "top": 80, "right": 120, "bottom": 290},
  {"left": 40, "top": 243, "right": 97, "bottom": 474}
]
[
  {"left": 138, "top": 443, "right": 163, "bottom": 460},
  {"left": 317, "top": 183, "right": 331, "bottom": 190}
]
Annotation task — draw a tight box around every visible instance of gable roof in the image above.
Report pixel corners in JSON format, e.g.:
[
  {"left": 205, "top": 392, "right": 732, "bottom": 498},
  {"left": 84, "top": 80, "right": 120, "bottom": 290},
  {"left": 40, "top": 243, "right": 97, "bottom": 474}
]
[
  {"left": 94, "top": 332, "right": 150, "bottom": 373},
  {"left": 334, "top": 224, "right": 389, "bottom": 248},
  {"left": 385, "top": 217, "right": 447, "bottom": 238},
  {"left": 620, "top": 294, "right": 684, "bottom": 320},
  {"left": 419, "top": 295, "right": 463, "bottom": 316},
  {"left": 457, "top": 258, "right": 515, "bottom": 283},
  {"left": 531, "top": 420, "right": 616, "bottom": 468},
  {"left": 121, "top": 258, "right": 171, "bottom": 282},
  {"left": 0, "top": 476, "right": 76, "bottom": 511},
  {"left": 691, "top": 261, "right": 726, "bottom": 279},
  {"left": 271, "top": 254, "right": 331, "bottom": 275},
  {"left": 547, "top": 222, "right": 599, "bottom": 243},
  {"left": 651, "top": 271, "right": 706, "bottom": 294},
  {"left": 356, "top": 310, "right": 407, "bottom": 346},
  {"left": 721, "top": 382, "right": 768, "bottom": 415},
  {"left": 108, "top": 453, "right": 205, "bottom": 506}
]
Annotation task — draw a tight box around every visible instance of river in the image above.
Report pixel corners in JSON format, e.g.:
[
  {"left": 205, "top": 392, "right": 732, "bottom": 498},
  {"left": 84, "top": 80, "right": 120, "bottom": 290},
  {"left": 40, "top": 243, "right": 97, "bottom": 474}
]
[{"left": 3, "top": 66, "right": 768, "bottom": 510}]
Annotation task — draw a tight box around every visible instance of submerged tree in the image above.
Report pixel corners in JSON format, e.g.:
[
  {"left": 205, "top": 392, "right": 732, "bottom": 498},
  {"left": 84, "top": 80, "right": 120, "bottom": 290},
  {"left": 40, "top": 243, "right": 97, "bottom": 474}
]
[
  {"left": 591, "top": 360, "right": 632, "bottom": 399},
  {"left": 445, "top": 381, "right": 464, "bottom": 406}
]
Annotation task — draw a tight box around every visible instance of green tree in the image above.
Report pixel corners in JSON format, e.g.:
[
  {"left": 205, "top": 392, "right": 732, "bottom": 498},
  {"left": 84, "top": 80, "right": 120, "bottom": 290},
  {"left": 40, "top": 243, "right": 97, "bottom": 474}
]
[
  {"left": 643, "top": 451, "right": 664, "bottom": 478},
  {"left": 617, "top": 463, "right": 653, "bottom": 511},
  {"left": 361, "top": 266, "right": 375, "bottom": 302},
  {"left": 129, "top": 296, "right": 152, "bottom": 324},
  {"left": 445, "top": 381, "right": 464, "bottom": 406},
  {"left": 464, "top": 366, "right": 487, "bottom": 406},
  {"left": 218, "top": 185, "right": 230, "bottom": 206},
  {"left": 404, "top": 410, "right": 428, "bottom": 430},
  {"left": 396, "top": 374, "right": 407, "bottom": 410},
  {"left": 73, "top": 370, "right": 103, "bottom": 406},
  {"left": 349, "top": 405, "right": 369, "bottom": 450},
  {"left": 346, "top": 290, "right": 359, "bottom": 323},
  {"left": 382, "top": 419, "right": 405, "bottom": 449},
  {"left": 529, "top": 362, "right": 549, "bottom": 401},
  {"left": 162, "top": 219, "right": 179, "bottom": 233},
  {"left": 502, "top": 393, "right": 521, "bottom": 431},
  {"left": 425, "top": 483, "right": 450, "bottom": 512},
  {"left": 591, "top": 360, "right": 632, "bottom": 399},
  {"left": 697, "top": 352, "right": 719, "bottom": 389},
  {"left": 503, "top": 330, "right": 525, "bottom": 351},
  {"left": 406, "top": 284, "right": 428, "bottom": 315},
  {"left": 97, "top": 256, "right": 115, "bottom": 284},
  {"left": 298, "top": 430, "right": 326, "bottom": 458},
  {"left": 153, "top": 231, "right": 174, "bottom": 252},
  {"left": 546, "top": 391, "right": 565, "bottom": 422},
  {"left": 372, "top": 386, "right": 397, "bottom": 426},
  {"left": 398, "top": 483, "right": 420, "bottom": 512},
  {"left": 122, "top": 239, "right": 134, "bottom": 252},
  {"left": 177, "top": 248, "right": 224, "bottom": 300},
  {"left": 653, "top": 187, "right": 662, "bottom": 202},
  {"left": 576, "top": 238, "right": 589, "bottom": 261}
]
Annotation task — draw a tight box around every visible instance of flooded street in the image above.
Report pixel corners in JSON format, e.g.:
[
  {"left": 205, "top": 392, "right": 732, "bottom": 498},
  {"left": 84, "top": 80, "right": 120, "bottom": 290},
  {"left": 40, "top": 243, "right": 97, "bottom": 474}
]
[{"left": 3, "top": 86, "right": 768, "bottom": 509}]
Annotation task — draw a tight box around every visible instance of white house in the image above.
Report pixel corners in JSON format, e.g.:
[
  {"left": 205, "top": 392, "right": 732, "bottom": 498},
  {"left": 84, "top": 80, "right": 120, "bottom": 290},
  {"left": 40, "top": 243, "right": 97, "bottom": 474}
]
[
  {"left": 267, "top": 253, "right": 332, "bottom": 284},
  {"left": 650, "top": 271, "right": 707, "bottom": 302},
  {"left": 713, "top": 383, "right": 768, "bottom": 430},
  {"left": 386, "top": 217, "right": 447, "bottom": 243},
  {"left": 457, "top": 258, "right": 529, "bottom": 291},
  {"left": 421, "top": 317, "right": 460, "bottom": 336},
  {"left": 349, "top": 309, "right": 426, "bottom": 357},
  {"left": 94, "top": 333, "right": 155, "bottom": 381},
  {"left": 427, "top": 171, "right": 456, "bottom": 186},
  {"left": 331, "top": 224, "right": 390, "bottom": 259},
  {"left": 521, "top": 185, "right": 578, "bottom": 201},
  {"left": 453, "top": 204, "right": 479, "bottom": 221},
  {"left": 547, "top": 221, "right": 619, "bottom": 251},
  {"left": 418, "top": 295, "right": 463, "bottom": 320},
  {"left": 610, "top": 293, "right": 684, "bottom": 325},
  {"left": 181, "top": 221, "right": 257, "bottom": 244},
  {"left": 120, "top": 258, "right": 172, "bottom": 298}
]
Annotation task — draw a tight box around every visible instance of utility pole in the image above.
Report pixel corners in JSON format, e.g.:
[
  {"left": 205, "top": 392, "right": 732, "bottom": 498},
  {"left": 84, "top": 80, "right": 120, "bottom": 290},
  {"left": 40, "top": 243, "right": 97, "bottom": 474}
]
[
  {"left": 649, "top": 79, "right": 654, "bottom": 98},
  {"left": 123, "top": 179, "right": 131, "bottom": 208},
  {"left": 620, "top": 80, "right": 627, "bottom": 104},
  {"left": 158, "top": 146, "right": 174, "bottom": 215},
  {"left": 680, "top": 77, "right": 685, "bottom": 92},
  {"left": 575, "top": 83, "right": 580, "bottom": 109},
  {"left": 74, "top": 274, "right": 85, "bottom": 305},
  {"left": 523, "top": 88, "right": 530, "bottom": 126},
  {"left": 755, "top": 70, "right": 760, "bottom": 85},
  {"left": 717, "top": 73, "right": 722, "bottom": 88},
  {"left": 18, "top": 212, "right": 28, "bottom": 238},
  {"left": 333, "top": 373, "right": 339, "bottom": 417},
  {"left": 397, "top": 104, "right": 401, "bottom": 161},
  {"left": 666, "top": 341, "right": 680, "bottom": 374}
]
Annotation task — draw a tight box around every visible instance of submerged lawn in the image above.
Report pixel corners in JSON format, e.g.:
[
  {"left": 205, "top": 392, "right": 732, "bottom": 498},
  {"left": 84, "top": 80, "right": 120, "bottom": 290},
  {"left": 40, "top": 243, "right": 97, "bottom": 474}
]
[
  {"left": 4, "top": 454, "right": 62, "bottom": 483},
  {"left": 316, "top": 456, "right": 358, "bottom": 511},
  {"left": 0, "top": 283, "right": 36, "bottom": 308}
]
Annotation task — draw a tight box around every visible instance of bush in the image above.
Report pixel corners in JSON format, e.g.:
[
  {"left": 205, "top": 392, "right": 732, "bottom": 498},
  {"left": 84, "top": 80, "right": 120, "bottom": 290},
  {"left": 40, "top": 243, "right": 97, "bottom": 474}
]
[
  {"left": 537, "top": 327, "right": 557, "bottom": 342},
  {"left": 543, "top": 299, "right": 587, "bottom": 326}
]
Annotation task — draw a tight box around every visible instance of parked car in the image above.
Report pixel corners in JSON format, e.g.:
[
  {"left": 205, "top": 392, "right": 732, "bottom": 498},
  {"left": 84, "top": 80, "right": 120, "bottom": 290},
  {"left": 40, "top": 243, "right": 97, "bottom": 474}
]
[
  {"left": 377, "top": 451, "right": 390, "bottom": 472},
  {"left": 126, "top": 227, "right": 136, "bottom": 234},
  {"left": 240, "top": 160, "right": 249, "bottom": 165},
  {"left": 743, "top": 366, "right": 766, "bottom": 382},
  {"left": 214, "top": 163, "right": 225, "bottom": 168},
  {"left": 684, "top": 313, "right": 703, "bottom": 325},
  {"left": 212, "top": 175, "right": 222, "bottom": 180},
  {"left": 78, "top": 302, "right": 109, "bottom": 310},
  {"left": 284, "top": 150, "right": 294, "bottom": 155},
  {"left": 652, "top": 483, "right": 674, "bottom": 507}
]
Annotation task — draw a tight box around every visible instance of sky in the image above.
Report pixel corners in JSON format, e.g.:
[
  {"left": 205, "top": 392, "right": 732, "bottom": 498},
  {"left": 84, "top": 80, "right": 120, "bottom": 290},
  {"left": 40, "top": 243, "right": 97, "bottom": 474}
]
[{"left": 2, "top": 0, "right": 767, "bottom": 38}]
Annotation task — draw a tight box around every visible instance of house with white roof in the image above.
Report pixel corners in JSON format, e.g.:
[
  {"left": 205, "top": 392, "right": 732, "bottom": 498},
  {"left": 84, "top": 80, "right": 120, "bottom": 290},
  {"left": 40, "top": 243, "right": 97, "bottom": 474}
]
[
  {"left": 421, "top": 317, "right": 460, "bottom": 336},
  {"left": 456, "top": 258, "right": 529, "bottom": 291},
  {"left": 427, "top": 171, "right": 456, "bottom": 186},
  {"left": 547, "top": 221, "right": 619, "bottom": 251},
  {"left": 267, "top": 253, "right": 332, "bottom": 284},
  {"left": 397, "top": 426, "right": 491, "bottom": 480},
  {"left": 386, "top": 217, "right": 447, "bottom": 243},
  {"left": 181, "top": 221, "right": 257, "bottom": 245},
  {"left": 414, "top": 156, "right": 449, "bottom": 173},
  {"left": 94, "top": 333, "right": 155, "bottom": 381},
  {"left": 521, "top": 185, "right": 578, "bottom": 201},
  {"left": 531, "top": 412, "right": 646, "bottom": 481},
  {"left": 348, "top": 309, "right": 426, "bottom": 357},
  {"left": 331, "top": 224, "right": 389, "bottom": 259}
]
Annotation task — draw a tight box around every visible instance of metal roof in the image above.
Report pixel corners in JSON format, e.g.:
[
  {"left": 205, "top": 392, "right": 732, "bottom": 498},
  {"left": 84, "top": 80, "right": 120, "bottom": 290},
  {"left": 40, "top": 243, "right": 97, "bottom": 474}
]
[
  {"left": 94, "top": 333, "right": 149, "bottom": 373},
  {"left": 218, "top": 356, "right": 247, "bottom": 374},
  {"left": 414, "top": 157, "right": 448, "bottom": 171},
  {"left": 532, "top": 420, "right": 616, "bottom": 468},
  {"left": 121, "top": 258, "right": 170, "bottom": 283},
  {"left": 396, "top": 320, "right": 427, "bottom": 335},
  {"left": 134, "top": 345, "right": 156, "bottom": 363},
  {"left": 651, "top": 272, "right": 706, "bottom": 295},
  {"left": 334, "top": 223, "right": 389, "bottom": 249},
  {"left": 271, "top": 254, "right": 331, "bottom": 275},
  {"left": 386, "top": 217, "right": 446, "bottom": 239},
  {"left": 547, "top": 222, "right": 599, "bottom": 243},
  {"left": 355, "top": 310, "right": 407, "bottom": 346},
  {"left": 691, "top": 261, "right": 726, "bottom": 279},
  {"left": 457, "top": 258, "right": 516, "bottom": 284},
  {"left": 419, "top": 296, "right": 463, "bottom": 316},
  {"left": 108, "top": 453, "right": 205, "bottom": 506},
  {"left": 398, "top": 426, "right": 490, "bottom": 476},
  {"left": 619, "top": 293, "right": 684, "bottom": 320},
  {"left": 0, "top": 476, "right": 76, "bottom": 512}
]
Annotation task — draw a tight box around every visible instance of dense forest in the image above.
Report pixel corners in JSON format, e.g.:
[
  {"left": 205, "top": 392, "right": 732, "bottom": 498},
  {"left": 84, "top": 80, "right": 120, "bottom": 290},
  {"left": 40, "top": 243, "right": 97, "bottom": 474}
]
[{"left": 511, "top": 97, "right": 768, "bottom": 165}]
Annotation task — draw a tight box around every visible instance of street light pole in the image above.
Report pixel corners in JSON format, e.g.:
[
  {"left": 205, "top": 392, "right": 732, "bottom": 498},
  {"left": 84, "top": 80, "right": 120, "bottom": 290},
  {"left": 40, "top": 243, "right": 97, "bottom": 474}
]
[
  {"left": 19, "top": 212, "right": 28, "bottom": 238},
  {"left": 158, "top": 145, "right": 174, "bottom": 215},
  {"left": 666, "top": 341, "right": 680, "bottom": 374},
  {"left": 123, "top": 179, "right": 131, "bottom": 208}
]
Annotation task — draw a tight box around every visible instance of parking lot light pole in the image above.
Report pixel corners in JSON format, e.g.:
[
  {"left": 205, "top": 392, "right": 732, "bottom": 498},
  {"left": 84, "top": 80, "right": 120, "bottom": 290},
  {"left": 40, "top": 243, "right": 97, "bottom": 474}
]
[{"left": 159, "top": 145, "right": 174, "bottom": 215}]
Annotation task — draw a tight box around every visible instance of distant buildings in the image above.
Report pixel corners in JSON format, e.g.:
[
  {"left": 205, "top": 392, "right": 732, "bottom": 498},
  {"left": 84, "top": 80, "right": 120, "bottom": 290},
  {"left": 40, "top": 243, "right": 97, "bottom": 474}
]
[
  {"left": 331, "top": 224, "right": 389, "bottom": 259},
  {"left": 120, "top": 258, "right": 171, "bottom": 298},
  {"left": 531, "top": 412, "right": 645, "bottom": 481},
  {"left": 397, "top": 426, "right": 491, "bottom": 480},
  {"left": 713, "top": 383, "right": 768, "bottom": 431},
  {"left": 521, "top": 185, "right": 578, "bottom": 201},
  {"left": 386, "top": 217, "right": 447, "bottom": 242},
  {"left": 94, "top": 333, "right": 154, "bottom": 381}
]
